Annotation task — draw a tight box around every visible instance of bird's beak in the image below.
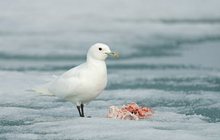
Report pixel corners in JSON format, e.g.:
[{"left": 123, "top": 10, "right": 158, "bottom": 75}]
[{"left": 105, "top": 51, "right": 120, "bottom": 58}]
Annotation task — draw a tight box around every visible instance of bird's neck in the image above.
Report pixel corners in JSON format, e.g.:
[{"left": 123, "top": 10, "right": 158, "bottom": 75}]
[{"left": 86, "top": 57, "right": 106, "bottom": 68}]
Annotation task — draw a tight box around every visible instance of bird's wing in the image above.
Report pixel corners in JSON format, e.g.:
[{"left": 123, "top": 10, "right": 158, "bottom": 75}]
[{"left": 47, "top": 63, "right": 87, "bottom": 98}]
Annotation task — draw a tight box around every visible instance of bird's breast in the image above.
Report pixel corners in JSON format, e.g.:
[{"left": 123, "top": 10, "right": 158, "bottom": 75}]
[
  {"left": 75, "top": 69, "right": 107, "bottom": 103},
  {"left": 82, "top": 69, "right": 107, "bottom": 93}
]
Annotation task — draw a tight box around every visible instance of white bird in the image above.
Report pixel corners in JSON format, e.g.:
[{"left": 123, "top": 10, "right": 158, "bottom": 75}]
[{"left": 34, "top": 43, "right": 119, "bottom": 117}]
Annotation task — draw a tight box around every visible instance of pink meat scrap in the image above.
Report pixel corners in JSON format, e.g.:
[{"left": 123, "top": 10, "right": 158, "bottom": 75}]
[{"left": 107, "top": 102, "right": 153, "bottom": 120}]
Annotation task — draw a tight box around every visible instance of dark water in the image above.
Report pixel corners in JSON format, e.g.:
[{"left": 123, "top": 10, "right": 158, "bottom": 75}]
[{"left": 0, "top": 0, "right": 220, "bottom": 139}]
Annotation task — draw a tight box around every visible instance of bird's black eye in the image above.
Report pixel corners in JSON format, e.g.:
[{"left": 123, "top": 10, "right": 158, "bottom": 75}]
[{"left": 99, "top": 48, "right": 102, "bottom": 51}]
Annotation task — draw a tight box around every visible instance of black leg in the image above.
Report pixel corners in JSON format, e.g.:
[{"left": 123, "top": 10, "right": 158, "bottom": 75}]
[
  {"left": 81, "top": 104, "right": 85, "bottom": 117},
  {"left": 77, "top": 106, "right": 82, "bottom": 117}
]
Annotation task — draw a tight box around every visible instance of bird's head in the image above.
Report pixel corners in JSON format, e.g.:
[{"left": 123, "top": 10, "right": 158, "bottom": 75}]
[{"left": 87, "top": 43, "right": 119, "bottom": 61}]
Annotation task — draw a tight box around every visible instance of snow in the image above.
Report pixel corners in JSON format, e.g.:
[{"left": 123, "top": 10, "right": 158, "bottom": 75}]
[{"left": 0, "top": 72, "right": 219, "bottom": 140}]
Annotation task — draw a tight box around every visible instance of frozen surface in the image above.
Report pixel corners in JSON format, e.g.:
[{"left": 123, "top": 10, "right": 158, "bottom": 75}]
[{"left": 0, "top": 0, "right": 220, "bottom": 140}]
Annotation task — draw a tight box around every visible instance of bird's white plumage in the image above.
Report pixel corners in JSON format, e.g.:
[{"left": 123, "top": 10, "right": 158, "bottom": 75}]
[{"left": 35, "top": 43, "right": 112, "bottom": 106}]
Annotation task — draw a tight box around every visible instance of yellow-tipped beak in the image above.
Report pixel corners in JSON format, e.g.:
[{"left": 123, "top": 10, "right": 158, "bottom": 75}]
[{"left": 105, "top": 52, "right": 120, "bottom": 58}]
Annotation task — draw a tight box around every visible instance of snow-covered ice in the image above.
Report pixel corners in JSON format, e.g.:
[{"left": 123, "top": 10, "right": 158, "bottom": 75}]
[{"left": 0, "top": 0, "right": 220, "bottom": 139}]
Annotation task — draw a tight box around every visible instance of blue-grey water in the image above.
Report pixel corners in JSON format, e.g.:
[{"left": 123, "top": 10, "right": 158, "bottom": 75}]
[{"left": 1, "top": 0, "right": 220, "bottom": 139}]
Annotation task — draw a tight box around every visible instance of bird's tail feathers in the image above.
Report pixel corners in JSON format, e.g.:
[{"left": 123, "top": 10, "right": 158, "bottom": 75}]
[{"left": 29, "top": 83, "right": 54, "bottom": 96}]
